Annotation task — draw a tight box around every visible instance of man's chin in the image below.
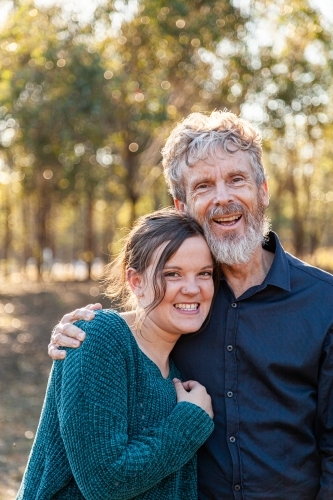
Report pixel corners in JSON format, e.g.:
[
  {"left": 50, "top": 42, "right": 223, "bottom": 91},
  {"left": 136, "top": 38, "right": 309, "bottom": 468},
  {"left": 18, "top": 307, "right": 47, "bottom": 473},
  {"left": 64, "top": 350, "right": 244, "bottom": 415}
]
[
  {"left": 204, "top": 225, "right": 264, "bottom": 266},
  {"left": 209, "top": 225, "right": 244, "bottom": 243}
]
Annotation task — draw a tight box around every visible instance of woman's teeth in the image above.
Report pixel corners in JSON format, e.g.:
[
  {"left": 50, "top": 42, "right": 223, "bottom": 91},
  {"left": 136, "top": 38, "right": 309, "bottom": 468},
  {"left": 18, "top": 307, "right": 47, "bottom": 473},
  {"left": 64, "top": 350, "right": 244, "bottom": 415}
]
[{"left": 174, "top": 303, "right": 199, "bottom": 310}]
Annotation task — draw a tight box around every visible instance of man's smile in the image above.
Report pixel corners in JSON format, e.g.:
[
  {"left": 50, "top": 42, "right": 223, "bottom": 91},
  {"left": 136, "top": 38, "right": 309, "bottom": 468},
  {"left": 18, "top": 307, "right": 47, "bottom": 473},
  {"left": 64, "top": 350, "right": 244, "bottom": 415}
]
[{"left": 213, "top": 214, "right": 242, "bottom": 226}]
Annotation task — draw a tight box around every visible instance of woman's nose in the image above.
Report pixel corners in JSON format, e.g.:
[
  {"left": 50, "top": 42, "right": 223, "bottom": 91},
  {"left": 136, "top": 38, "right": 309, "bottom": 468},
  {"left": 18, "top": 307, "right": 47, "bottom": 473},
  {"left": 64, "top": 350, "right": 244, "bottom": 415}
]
[{"left": 182, "top": 280, "right": 200, "bottom": 295}]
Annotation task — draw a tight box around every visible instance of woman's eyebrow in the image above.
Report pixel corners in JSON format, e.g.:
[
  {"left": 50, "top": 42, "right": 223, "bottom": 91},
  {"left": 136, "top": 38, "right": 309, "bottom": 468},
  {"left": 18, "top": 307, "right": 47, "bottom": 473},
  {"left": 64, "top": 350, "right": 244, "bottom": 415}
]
[{"left": 163, "top": 264, "right": 214, "bottom": 270}]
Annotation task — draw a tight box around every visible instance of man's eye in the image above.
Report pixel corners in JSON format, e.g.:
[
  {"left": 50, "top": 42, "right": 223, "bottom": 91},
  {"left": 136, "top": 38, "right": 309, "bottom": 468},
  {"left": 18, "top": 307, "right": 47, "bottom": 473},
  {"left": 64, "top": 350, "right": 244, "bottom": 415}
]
[
  {"left": 196, "top": 184, "right": 209, "bottom": 190},
  {"left": 232, "top": 177, "right": 244, "bottom": 183}
]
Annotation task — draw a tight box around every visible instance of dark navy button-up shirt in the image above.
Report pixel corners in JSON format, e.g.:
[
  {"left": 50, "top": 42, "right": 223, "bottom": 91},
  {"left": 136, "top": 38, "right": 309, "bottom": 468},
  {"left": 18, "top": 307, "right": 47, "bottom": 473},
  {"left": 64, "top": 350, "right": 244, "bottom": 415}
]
[{"left": 172, "top": 232, "right": 333, "bottom": 500}]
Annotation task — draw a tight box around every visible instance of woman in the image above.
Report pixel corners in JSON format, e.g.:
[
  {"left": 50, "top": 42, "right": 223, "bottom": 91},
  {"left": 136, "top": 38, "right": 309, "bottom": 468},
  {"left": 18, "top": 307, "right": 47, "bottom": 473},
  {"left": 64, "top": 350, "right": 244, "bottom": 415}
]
[{"left": 17, "top": 208, "right": 217, "bottom": 499}]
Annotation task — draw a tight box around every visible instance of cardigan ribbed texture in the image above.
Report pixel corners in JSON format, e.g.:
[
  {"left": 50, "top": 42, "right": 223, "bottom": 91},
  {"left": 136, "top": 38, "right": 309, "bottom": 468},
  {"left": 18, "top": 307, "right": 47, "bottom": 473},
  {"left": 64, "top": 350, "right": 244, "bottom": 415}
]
[{"left": 17, "top": 310, "right": 214, "bottom": 499}]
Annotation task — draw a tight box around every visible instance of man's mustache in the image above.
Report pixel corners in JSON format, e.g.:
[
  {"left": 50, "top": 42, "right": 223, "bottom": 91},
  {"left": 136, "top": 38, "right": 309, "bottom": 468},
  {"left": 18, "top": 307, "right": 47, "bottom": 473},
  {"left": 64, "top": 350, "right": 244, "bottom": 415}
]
[{"left": 207, "top": 203, "right": 245, "bottom": 219}]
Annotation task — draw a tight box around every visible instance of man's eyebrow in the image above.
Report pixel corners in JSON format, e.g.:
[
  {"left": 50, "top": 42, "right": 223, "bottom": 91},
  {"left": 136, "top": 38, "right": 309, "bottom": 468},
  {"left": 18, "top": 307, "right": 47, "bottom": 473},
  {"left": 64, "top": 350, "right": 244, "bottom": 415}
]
[
  {"left": 189, "top": 176, "right": 214, "bottom": 186},
  {"left": 226, "top": 168, "right": 249, "bottom": 176}
]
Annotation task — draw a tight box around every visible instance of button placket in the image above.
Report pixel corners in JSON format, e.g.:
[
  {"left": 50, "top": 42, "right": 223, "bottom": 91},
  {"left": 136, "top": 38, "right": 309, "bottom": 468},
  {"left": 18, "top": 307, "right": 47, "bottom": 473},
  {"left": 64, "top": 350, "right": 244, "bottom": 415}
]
[{"left": 224, "top": 298, "right": 242, "bottom": 495}]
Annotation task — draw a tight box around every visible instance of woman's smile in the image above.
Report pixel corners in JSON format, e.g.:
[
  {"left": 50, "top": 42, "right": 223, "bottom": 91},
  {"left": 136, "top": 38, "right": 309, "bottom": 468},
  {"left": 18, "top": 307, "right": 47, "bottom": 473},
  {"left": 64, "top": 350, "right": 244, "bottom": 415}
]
[{"left": 174, "top": 302, "right": 199, "bottom": 312}]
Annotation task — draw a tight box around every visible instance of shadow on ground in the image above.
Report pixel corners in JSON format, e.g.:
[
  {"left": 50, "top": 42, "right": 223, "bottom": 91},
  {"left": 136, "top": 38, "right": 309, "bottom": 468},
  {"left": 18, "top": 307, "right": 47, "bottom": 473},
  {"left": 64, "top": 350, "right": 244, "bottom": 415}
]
[{"left": 0, "top": 281, "right": 111, "bottom": 500}]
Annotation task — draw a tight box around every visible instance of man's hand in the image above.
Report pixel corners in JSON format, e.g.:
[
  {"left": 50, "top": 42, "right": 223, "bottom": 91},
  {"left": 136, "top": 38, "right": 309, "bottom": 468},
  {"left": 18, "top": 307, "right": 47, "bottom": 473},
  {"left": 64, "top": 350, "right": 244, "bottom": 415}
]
[{"left": 48, "top": 303, "right": 102, "bottom": 360}]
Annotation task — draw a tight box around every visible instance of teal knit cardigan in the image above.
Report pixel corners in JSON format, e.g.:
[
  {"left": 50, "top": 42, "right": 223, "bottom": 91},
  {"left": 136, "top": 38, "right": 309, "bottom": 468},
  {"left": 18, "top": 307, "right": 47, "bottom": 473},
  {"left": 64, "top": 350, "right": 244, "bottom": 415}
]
[{"left": 17, "top": 310, "right": 214, "bottom": 499}]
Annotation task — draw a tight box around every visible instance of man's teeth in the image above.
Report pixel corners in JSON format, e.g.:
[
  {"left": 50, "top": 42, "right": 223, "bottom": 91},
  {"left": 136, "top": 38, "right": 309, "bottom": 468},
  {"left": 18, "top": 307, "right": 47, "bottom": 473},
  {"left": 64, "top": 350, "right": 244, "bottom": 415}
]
[
  {"left": 174, "top": 303, "right": 199, "bottom": 310},
  {"left": 214, "top": 215, "right": 241, "bottom": 222}
]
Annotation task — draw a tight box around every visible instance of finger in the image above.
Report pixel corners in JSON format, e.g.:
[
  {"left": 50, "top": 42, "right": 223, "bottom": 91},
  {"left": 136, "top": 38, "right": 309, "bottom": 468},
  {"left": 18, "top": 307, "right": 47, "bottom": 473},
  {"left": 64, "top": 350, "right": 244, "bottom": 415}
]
[
  {"left": 52, "top": 323, "right": 86, "bottom": 343},
  {"left": 71, "top": 307, "right": 97, "bottom": 321},
  {"left": 182, "top": 380, "right": 200, "bottom": 391},
  {"left": 58, "top": 306, "right": 98, "bottom": 326},
  {"left": 85, "top": 303, "right": 102, "bottom": 311},
  {"left": 48, "top": 343, "right": 66, "bottom": 360},
  {"left": 58, "top": 310, "right": 78, "bottom": 325},
  {"left": 172, "top": 378, "right": 186, "bottom": 395},
  {"left": 52, "top": 331, "right": 82, "bottom": 348}
]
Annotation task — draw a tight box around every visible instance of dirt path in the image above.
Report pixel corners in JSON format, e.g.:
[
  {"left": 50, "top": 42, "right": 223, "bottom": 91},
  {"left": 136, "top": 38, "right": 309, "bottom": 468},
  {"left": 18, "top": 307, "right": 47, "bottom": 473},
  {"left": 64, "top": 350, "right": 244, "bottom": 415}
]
[{"left": 0, "top": 281, "right": 110, "bottom": 500}]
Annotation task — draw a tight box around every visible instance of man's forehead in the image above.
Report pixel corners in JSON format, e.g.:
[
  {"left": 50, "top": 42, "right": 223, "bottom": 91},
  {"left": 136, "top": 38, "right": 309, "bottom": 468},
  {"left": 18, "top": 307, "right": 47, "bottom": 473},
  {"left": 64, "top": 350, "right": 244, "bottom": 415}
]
[{"left": 184, "top": 150, "right": 252, "bottom": 177}]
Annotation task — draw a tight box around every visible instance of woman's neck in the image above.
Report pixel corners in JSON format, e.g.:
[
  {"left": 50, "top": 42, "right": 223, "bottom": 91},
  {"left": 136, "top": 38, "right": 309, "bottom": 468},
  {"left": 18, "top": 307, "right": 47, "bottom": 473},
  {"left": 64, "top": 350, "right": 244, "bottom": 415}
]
[{"left": 120, "top": 311, "right": 180, "bottom": 378}]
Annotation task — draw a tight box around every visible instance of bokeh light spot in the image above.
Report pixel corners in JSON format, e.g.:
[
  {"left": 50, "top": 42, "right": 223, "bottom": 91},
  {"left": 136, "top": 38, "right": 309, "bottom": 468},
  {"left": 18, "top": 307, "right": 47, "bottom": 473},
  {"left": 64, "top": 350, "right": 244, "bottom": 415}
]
[
  {"left": 43, "top": 170, "right": 53, "bottom": 180},
  {"left": 129, "top": 143, "right": 139, "bottom": 152}
]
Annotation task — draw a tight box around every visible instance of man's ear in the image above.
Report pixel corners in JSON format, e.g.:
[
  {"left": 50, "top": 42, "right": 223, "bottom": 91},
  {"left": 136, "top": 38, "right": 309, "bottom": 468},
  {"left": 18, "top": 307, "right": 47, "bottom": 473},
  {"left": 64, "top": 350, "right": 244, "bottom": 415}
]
[
  {"left": 260, "top": 180, "right": 269, "bottom": 208},
  {"left": 126, "top": 268, "right": 144, "bottom": 297},
  {"left": 174, "top": 199, "right": 187, "bottom": 214}
]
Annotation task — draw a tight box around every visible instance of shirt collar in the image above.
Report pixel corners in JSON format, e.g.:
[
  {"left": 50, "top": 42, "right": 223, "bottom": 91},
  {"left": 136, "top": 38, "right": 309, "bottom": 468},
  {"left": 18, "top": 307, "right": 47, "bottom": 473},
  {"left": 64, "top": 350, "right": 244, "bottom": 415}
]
[{"left": 260, "top": 231, "right": 291, "bottom": 292}]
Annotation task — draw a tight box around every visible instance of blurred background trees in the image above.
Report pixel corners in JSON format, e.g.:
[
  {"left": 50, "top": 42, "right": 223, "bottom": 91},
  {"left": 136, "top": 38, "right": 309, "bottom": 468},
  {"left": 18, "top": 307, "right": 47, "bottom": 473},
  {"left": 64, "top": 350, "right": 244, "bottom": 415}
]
[{"left": 1, "top": 0, "right": 333, "bottom": 279}]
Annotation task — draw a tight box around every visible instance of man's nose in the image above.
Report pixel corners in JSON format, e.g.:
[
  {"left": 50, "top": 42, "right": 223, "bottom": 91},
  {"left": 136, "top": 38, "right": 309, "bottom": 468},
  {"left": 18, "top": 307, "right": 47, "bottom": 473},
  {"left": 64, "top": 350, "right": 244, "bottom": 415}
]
[{"left": 213, "top": 181, "right": 234, "bottom": 205}]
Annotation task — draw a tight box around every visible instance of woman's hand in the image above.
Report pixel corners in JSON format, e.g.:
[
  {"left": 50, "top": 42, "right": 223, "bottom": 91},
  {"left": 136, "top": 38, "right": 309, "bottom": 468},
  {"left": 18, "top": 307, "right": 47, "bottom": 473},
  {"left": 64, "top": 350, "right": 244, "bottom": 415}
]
[
  {"left": 48, "top": 303, "right": 102, "bottom": 360},
  {"left": 173, "top": 379, "right": 214, "bottom": 419}
]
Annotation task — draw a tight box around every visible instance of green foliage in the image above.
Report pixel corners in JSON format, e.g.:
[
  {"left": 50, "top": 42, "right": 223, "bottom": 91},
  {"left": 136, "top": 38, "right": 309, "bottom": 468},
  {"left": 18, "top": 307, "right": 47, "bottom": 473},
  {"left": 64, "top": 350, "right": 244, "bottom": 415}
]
[{"left": 0, "top": 0, "right": 333, "bottom": 278}]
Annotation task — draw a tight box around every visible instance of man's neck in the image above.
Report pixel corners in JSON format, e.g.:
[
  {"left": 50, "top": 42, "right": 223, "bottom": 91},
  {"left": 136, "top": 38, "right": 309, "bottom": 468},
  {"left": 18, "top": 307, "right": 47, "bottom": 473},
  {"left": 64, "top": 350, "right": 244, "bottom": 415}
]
[{"left": 221, "top": 247, "right": 275, "bottom": 299}]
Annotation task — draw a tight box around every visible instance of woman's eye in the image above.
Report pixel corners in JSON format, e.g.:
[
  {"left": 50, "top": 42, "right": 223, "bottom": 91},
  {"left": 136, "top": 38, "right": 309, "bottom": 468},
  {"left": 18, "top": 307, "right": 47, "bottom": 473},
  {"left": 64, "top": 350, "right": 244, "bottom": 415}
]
[
  {"left": 199, "top": 271, "right": 213, "bottom": 277},
  {"left": 164, "top": 272, "right": 180, "bottom": 277}
]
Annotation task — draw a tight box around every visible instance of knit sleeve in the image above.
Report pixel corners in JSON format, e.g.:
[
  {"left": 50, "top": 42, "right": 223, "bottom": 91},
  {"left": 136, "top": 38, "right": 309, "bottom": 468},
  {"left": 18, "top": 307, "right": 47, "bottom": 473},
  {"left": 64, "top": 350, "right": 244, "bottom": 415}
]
[{"left": 58, "top": 310, "right": 214, "bottom": 500}]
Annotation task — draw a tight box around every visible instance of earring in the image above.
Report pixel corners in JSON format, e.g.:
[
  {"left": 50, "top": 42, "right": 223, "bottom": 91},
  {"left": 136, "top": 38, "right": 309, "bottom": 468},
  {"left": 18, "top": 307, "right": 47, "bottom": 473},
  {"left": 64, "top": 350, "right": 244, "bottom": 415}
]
[{"left": 136, "top": 292, "right": 143, "bottom": 298}]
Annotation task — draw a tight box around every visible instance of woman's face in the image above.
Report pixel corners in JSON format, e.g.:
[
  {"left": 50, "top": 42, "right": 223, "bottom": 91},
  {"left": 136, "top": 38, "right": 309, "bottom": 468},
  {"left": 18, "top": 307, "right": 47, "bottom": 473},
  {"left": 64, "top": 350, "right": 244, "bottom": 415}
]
[{"left": 141, "top": 235, "right": 215, "bottom": 337}]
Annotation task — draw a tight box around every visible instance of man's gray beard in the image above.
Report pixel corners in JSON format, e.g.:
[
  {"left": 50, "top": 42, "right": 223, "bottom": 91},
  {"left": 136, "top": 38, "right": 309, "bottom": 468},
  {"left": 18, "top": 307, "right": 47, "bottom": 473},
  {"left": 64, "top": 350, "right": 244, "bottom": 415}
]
[{"left": 199, "top": 203, "right": 270, "bottom": 266}]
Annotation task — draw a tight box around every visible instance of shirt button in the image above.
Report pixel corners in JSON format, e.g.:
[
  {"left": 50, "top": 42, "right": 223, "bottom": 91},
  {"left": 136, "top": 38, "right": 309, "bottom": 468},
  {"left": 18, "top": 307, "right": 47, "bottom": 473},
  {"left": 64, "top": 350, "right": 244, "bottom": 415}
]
[
  {"left": 231, "top": 302, "right": 237, "bottom": 308},
  {"left": 234, "top": 484, "right": 241, "bottom": 491},
  {"left": 227, "top": 345, "right": 233, "bottom": 352},
  {"left": 229, "top": 436, "right": 236, "bottom": 443},
  {"left": 227, "top": 391, "right": 233, "bottom": 398}
]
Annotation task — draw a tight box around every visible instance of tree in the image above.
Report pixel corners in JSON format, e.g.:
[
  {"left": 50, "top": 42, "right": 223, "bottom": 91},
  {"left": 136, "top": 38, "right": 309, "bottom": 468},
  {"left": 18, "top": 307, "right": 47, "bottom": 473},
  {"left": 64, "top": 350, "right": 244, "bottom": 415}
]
[
  {"left": 0, "top": 2, "right": 119, "bottom": 275},
  {"left": 0, "top": 0, "right": 332, "bottom": 279},
  {"left": 239, "top": 0, "right": 333, "bottom": 255}
]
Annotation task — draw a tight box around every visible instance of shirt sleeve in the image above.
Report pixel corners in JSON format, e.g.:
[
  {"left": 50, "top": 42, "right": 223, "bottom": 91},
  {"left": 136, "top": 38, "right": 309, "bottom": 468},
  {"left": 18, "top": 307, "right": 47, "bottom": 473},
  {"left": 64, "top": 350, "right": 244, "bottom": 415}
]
[
  {"left": 316, "top": 326, "right": 333, "bottom": 499},
  {"left": 57, "top": 311, "right": 214, "bottom": 500}
]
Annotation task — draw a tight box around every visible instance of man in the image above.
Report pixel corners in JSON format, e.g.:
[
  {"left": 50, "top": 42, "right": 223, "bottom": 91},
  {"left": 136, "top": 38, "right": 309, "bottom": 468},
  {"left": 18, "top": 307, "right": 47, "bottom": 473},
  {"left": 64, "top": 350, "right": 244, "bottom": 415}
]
[{"left": 49, "top": 111, "right": 333, "bottom": 499}]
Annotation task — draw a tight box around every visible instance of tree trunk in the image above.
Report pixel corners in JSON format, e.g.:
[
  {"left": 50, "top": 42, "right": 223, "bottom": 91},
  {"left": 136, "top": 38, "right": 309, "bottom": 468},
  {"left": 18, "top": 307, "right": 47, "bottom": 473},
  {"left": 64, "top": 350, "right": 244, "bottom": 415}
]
[
  {"left": 3, "top": 187, "right": 11, "bottom": 278},
  {"left": 286, "top": 171, "right": 305, "bottom": 257},
  {"left": 21, "top": 195, "right": 32, "bottom": 271},
  {"left": 124, "top": 150, "right": 139, "bottom": 225},
  {"left": 36, "top": 178, "right": 51, "bottom": 278},
  {"left": 84, "top": 192, "right": 94, "bottom": 279}
]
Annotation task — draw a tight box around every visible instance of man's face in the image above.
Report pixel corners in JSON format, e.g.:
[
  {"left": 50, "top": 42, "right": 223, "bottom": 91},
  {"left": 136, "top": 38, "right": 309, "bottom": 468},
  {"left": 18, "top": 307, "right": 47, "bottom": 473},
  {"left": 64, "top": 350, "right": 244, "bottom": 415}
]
[{"left": 174, "top": 149, "right": 269, "bottom": 266}]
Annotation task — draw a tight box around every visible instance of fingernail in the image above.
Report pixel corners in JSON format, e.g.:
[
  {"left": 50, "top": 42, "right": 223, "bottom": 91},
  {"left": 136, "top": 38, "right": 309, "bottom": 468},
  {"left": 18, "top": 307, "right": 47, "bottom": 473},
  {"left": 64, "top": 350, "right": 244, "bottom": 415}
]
[
  {"left": 72, "top": 340, "right": 80, "bottom": 347},
  {"left": 78, "top": 332, "right": 85, "bottom": 340},
  {"left": 87, "top": 311, "right": 95, "bottom": 319}
]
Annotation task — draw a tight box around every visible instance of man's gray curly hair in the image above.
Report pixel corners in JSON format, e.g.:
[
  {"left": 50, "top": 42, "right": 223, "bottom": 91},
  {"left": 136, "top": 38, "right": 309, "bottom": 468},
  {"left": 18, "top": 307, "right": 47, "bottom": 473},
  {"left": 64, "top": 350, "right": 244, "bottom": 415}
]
[{"left": 161, "top": 110, "right": 266, "bottom": 202}]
